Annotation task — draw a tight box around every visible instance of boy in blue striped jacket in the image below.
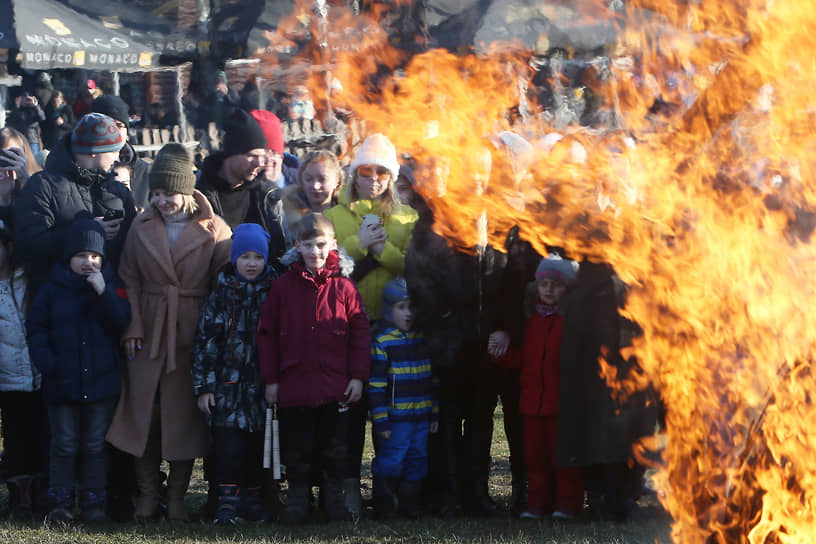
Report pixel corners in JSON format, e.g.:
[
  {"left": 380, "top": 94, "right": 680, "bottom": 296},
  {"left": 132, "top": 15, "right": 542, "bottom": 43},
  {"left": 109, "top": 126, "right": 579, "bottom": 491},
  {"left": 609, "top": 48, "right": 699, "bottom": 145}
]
[{"left": 367, "top": 277, "right": 439, "bottom": 519}]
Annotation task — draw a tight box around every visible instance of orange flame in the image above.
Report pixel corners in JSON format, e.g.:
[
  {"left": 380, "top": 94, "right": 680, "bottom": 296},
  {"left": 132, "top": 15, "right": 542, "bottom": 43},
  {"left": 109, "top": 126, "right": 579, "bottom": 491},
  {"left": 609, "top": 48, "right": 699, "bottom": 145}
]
[{"left": 262, "top": 0, "right": 816, "bottom": 541}]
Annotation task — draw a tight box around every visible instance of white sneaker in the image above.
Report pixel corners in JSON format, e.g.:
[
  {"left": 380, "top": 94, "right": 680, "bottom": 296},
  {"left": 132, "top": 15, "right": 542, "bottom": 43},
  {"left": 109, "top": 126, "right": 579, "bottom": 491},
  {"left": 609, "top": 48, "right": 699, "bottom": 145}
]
[
  {"left": 519, "top": 510, "right": 544, "bottom": 520},
  {"left": 552, "top": 510, "right": 578, "bottom": 521}
]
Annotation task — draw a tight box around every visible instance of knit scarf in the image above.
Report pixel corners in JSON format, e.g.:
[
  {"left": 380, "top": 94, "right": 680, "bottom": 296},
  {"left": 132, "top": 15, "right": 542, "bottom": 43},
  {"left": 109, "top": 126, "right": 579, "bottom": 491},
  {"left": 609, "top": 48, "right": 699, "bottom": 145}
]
[{"left": 536, "top": 303, "right": 559, "bottom": 317}]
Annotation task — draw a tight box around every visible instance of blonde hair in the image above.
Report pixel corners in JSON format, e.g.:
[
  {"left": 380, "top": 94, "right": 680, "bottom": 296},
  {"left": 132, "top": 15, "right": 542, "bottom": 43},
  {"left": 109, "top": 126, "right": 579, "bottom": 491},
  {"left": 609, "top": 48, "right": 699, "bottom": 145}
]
[
  {"left": 149, "top": 193, "right": 199, "bottom": 218},
  {"left": 348, "top": 168, "right": 401, "bottom": 216},
  {"left": 297, "top": 150, "right": 344, "bottom": 205}
]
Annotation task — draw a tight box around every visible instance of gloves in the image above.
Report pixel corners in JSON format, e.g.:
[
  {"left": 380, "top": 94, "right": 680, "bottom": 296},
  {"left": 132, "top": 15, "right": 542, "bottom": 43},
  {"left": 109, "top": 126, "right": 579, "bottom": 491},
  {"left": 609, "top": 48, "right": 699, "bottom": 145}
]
[{"left": 0, "top": 147, "right": 30, "bottom": 183}]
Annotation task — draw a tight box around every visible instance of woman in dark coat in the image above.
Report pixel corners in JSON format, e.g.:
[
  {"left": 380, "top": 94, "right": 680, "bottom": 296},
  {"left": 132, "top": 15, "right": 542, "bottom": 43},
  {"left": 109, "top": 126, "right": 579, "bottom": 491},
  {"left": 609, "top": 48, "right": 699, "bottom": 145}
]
[
  {"left": 556, "top": 260, "right": 657, "bottom": 521},
  {"left": 43, "top": 91, "right": 75, "bottom": 151}
]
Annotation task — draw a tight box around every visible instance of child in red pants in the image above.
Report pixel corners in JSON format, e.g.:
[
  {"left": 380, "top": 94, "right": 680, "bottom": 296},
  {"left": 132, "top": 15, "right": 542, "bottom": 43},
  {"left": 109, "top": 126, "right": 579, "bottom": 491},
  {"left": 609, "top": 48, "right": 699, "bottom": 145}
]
[{"left": 497, "top": 254, "right": 583, "bottom": 520}]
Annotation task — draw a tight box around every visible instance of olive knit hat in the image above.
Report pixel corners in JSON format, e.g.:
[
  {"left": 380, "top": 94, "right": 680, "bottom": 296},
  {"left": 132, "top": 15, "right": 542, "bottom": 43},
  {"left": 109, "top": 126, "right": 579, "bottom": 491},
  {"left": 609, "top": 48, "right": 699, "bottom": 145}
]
[{"left": 149, "top": 143, "right": 196, "bottom": 195}]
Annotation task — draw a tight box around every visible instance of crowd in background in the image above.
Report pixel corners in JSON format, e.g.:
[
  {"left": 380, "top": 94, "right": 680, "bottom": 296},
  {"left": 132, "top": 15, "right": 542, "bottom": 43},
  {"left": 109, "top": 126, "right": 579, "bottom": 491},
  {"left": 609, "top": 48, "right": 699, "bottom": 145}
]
[{"left": 0, "top": 67, "right": 658, "bottom": 527}]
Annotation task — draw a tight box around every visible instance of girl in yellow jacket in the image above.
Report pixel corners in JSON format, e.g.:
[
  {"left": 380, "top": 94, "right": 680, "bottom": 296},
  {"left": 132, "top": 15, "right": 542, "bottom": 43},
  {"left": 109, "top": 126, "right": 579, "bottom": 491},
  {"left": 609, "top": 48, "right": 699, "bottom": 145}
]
[{"left": 325, "top": 134, "right": 418, "bottom": 322}]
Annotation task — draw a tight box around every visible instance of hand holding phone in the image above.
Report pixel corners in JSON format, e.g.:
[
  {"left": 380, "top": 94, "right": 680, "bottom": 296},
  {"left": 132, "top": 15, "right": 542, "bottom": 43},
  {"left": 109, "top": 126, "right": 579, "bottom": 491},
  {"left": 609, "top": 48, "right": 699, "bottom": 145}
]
[{"left": 103, "top": 209, "right": 125, "bottom": 221}]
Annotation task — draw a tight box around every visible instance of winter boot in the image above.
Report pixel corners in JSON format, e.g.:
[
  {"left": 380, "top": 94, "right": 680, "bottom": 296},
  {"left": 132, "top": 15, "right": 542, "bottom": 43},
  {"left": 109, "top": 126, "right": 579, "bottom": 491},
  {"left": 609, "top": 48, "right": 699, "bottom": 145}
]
[
  {"left": 511, "top": 479, "right": 528, "bottom": 515},
  {"left": 46, "top": 487, "right": 75, "bottom": 523},
  {"left": 30, "top": 473, "right": 49, "bottom": 521},
  {"left": 133, "top": 452, "right": 161, "bottom": 520},
  {"left": 398, "top": 479, "right": 422, "bottom": 519},
  {"left": 79, "top": 490, "right": 107, "bottom": 522},
  {"left": 342, "top": 477, "right": 362, "bottom": 520},
  {"left": 372, "top": 476, "right": 398, "bottom": 520},
  {"left": 280, "top": 481, "right": 310, "bottom": 523},
  {"left": 322, "top": 477, "right": 351, "bottom": 521},
  {"left": 471, "top": 478, "right": 507, "bottom": 517},
  {"left": 241, "top": 486, "right": 270, "bottom": 522},
  {"left": 213, "top": 484, "right": 241, "bottom": 525},
  {"left": 6, "top": 475, "right": 33, "bottom": 521},
  {"left": 166, "top": 460, "right": 193, "bottom": 521}
]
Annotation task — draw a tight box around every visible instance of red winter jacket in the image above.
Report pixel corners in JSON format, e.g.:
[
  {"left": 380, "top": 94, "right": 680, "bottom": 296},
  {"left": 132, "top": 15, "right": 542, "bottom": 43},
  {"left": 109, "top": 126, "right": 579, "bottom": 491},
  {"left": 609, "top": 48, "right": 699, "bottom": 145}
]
[
  {"left": 257, "top": 250, "right": 371, "bottom": 408},
  {"left": 499, "top": 312, "right": 564, "bottom": 416}
]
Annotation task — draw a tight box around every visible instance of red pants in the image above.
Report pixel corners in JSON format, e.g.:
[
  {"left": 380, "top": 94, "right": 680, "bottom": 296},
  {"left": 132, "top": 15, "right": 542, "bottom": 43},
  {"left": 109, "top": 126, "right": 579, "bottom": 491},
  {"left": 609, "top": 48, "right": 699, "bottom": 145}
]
[{"left": 524, "top": 414, "right": 584, "bottom": 515}]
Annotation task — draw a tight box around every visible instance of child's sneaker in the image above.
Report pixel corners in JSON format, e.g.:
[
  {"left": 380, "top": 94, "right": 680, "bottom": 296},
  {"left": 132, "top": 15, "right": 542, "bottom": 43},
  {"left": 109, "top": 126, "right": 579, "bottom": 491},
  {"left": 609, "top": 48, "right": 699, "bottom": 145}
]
[
  {"left": 80, "top": 490, "right": 107, "bottom": 522},
  {"left": 519, "top": 510, "right": 544, "bottom": 520},
  {"left": 213, "top": 484, "right": 241, "bottom": 525},
  {"left": 46, "top": 487, "right": 74, "bottom": 523},
  {"left": 552, "top": 509, "right": 579, "bottom": 521}
]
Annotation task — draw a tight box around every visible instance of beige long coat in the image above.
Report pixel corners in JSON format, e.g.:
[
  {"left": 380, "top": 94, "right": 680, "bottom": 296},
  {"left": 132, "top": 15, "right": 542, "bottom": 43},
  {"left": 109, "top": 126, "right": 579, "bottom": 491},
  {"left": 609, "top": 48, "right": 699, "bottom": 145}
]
[{"left": 106, "top": 191, "right": 232, "bottom": 460}]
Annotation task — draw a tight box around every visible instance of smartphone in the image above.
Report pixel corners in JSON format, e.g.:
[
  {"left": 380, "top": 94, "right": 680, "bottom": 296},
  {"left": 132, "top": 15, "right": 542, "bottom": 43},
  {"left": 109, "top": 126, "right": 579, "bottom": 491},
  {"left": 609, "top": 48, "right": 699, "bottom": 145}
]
[
  {"left": 361, "top": 214, "right": 381, "bottom": 229},
  {"left": 103, "top": 209, "right": 125, "bottom": 221}
]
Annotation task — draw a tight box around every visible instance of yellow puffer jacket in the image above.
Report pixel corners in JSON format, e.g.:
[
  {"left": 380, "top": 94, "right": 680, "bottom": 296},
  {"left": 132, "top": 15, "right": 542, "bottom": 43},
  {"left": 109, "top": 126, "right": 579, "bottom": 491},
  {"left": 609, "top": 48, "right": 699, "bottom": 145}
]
[{"left": 325, "top": 196, "right": 418, "bottom": 320}]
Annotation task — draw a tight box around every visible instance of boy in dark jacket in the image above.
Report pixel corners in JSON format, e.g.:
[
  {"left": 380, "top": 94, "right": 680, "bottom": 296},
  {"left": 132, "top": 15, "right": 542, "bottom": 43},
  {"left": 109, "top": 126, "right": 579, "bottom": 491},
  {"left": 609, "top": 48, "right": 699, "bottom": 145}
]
[
  {"left": 26, "top": 212, "right": 131, "bottom": 522},
  {"left": 257, "top": 213, "right": 370, "bottom": 523},
  {"left": 192, "top": 223, "right": 275, "bottom": 524},
  {"left": 368, "top": 277, "right": 439, "bottom": 519}
]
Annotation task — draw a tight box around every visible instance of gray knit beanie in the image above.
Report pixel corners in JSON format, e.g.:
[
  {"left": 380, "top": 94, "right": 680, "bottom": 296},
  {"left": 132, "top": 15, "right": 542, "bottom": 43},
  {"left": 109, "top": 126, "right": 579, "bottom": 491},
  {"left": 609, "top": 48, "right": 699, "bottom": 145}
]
[{"left": 149, "top": 143, "right": 196, "bottom": 195}]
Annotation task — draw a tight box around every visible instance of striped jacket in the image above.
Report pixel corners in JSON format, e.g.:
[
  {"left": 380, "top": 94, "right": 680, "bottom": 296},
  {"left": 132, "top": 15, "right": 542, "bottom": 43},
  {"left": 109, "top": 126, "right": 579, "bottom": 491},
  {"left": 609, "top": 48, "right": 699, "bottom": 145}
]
[{"left": 367, "top": 327, "right": 439, "bottom": 434}]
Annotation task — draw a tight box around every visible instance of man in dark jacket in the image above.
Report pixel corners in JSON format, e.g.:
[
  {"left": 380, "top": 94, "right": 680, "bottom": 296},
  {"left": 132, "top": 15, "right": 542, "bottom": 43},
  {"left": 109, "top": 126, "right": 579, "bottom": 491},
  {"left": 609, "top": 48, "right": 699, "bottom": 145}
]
[
  {"left": 197, "top": 109, "right": 287, "bottom": 271},
  {"left": 91, "top": 95, "right": 152, "bottom": 209},
  {"left": 15, "top": 113, "right": 136, "bottom": 295}
]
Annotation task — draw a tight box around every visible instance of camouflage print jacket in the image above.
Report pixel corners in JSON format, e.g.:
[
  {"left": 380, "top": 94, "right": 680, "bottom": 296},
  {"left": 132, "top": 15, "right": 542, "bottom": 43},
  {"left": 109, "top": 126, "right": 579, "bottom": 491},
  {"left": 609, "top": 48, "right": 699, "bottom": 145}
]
[{"left": 192, "top": 263, "right": 275, "bottom": 432}]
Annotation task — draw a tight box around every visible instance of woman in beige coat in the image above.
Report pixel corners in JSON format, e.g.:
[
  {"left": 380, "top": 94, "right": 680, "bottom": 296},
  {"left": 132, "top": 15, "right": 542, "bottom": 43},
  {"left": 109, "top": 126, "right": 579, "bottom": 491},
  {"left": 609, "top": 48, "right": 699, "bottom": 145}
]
[{"left": 106, "top": 144, "right": 232, "bottom": 521}]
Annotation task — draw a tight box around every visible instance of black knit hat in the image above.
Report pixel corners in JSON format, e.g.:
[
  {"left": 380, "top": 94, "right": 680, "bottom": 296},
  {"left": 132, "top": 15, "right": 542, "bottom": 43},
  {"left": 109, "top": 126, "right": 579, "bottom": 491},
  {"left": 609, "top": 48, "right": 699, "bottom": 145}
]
[
  {"left": 222, "top": 109, "right": 268, "bottom": 158},
  {"left": 64, "top": 211, "right": 106, "bottom": 263},
  {"left": 91, "top": 95, "right": 129, "bottom": 126},
  {"left": 149, "top": 143, "right": 196, "bottom": 195}
]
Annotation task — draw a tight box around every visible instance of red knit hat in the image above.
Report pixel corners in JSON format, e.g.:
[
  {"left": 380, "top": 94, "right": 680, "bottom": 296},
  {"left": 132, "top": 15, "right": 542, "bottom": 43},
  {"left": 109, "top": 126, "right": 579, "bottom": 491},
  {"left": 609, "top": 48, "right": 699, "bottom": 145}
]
[{"left": 250, "top": 110, "right": 284, "bottom": 155}]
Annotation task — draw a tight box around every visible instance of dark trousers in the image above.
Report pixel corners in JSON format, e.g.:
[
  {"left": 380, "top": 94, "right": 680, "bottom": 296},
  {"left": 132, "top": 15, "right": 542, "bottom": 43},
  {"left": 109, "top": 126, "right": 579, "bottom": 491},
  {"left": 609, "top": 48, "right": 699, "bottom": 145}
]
[
  {"left": 213, "top": 426, "right": 264, "bottom": 487},
  {"left": 0, "top": 390, "right": 47, "bottom": 477},
  {"left": 279, "top": 403, "right": 350, "bottom": 485},
  {"left": 471, "top": 362, "right": 524, "bottom": 486},
  {"left": 524, "top": 415, "right": 583, "bottom": 515},
  {"left": 346, "top": 396, "right": 368, "bottom": 479},
  {"left": 48, "top": 399, "right": 116, "bottom": 492},
  {"left": 427, "top": 359, "right": 523, "bottom": 505}
]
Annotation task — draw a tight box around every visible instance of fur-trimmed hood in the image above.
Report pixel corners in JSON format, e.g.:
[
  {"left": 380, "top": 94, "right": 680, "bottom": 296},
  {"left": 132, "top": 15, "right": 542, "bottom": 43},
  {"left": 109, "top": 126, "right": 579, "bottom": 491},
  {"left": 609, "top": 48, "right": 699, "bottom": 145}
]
[{"left": 280, "top": 245, "right": 355, "bottom": 277}]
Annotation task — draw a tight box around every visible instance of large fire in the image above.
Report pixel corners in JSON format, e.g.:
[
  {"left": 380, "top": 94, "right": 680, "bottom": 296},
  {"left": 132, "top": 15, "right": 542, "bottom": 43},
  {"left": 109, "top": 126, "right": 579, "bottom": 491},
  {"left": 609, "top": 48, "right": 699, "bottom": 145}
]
[{"left": 266, "top": 0, "right": 816, "bottom": 541}]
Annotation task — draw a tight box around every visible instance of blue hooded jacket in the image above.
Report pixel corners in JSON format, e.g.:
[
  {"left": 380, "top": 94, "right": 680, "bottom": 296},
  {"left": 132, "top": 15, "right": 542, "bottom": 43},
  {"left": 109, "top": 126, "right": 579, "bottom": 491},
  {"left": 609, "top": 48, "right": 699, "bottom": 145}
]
[{"left": 26, "top": 263, "right": 130, "bottom": 404}]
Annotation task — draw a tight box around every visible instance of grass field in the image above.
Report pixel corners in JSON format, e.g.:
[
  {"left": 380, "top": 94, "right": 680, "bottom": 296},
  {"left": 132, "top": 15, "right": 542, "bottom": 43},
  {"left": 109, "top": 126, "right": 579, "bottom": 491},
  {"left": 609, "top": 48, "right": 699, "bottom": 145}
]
[{"left": 0, "top": 412, "right": 673, "bottom": 544}]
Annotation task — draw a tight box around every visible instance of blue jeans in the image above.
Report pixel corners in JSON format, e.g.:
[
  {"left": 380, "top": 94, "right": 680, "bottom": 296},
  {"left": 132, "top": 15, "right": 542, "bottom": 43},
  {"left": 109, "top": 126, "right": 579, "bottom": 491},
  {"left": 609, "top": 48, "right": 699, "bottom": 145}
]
[
  {"left": 48, "top": 399, "right": 116, "bottom": 492},
  {"left": 372, "top": 420, "right": 430, "bottom": 482}
]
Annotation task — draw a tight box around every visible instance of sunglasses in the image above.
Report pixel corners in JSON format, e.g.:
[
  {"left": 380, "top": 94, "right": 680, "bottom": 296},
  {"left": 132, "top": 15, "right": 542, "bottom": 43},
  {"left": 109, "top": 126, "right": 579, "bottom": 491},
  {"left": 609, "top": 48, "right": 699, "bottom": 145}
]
[{"left": 357, "top": 165, "right": 391, "bottom": 180}]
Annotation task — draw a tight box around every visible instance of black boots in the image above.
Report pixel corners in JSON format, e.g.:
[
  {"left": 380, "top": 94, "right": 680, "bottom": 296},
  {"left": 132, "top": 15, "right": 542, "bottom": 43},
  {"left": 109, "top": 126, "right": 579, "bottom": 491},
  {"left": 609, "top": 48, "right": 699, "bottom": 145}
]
[
  {"left": 397, "top": 480, "right": 422, "bottom": 519},
  {"left": 6, "top": 475, "right": 33, "bottom": 521},
  {"left": 280, "top": 482, "right": 310, "bottom": 523},
  {"left": 373, "top": 477, "right": 399, "bottom": 519}
]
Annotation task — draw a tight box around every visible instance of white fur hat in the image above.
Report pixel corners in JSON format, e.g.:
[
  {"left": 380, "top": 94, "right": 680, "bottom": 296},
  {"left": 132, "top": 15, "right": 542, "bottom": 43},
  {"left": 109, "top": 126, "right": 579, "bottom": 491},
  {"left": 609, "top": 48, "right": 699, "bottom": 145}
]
[{"left": 350, "top": 133, "right": 400, "bottom": 182}]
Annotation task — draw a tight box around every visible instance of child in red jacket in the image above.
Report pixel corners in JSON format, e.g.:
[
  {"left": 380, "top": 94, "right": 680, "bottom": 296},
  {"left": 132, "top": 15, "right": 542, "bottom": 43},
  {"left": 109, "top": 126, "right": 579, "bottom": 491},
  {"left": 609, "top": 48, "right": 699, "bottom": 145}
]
[
  {"left": 257, "top": 213, "right": 370, "bottom": 523},
  {"left": 500, "top": 254, "right": 583, "bottom": 520}
]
